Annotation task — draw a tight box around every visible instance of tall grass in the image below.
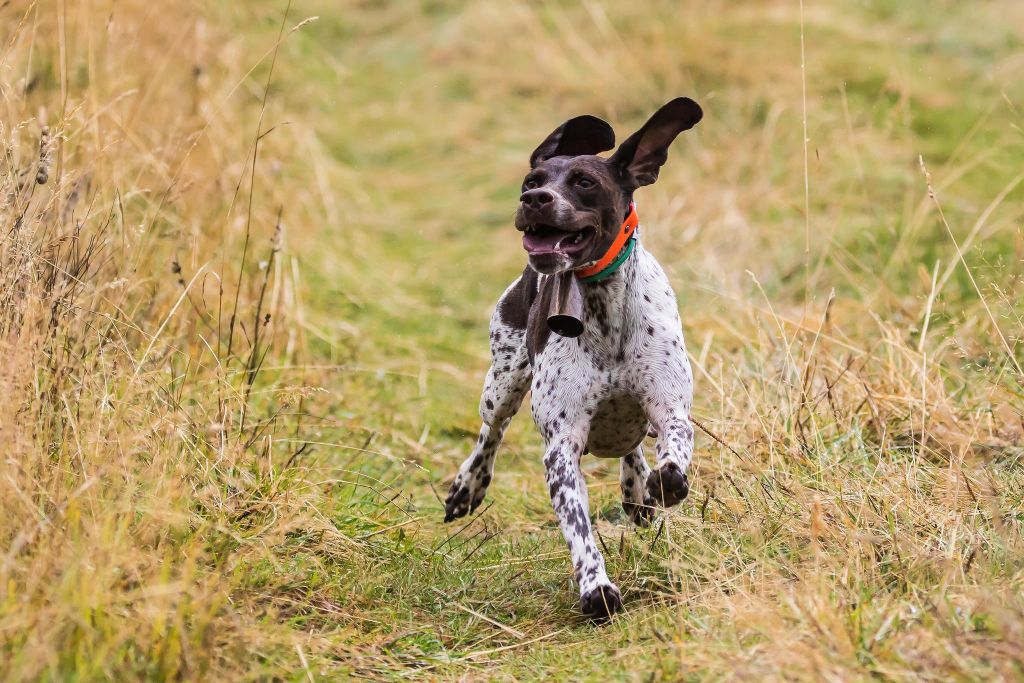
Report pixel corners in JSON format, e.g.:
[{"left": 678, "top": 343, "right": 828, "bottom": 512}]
[
  {"left": 0, "top": 1, "right": 366, "bottom": 678},
  {"left": 1, "top": 0, "right": 1023, "bottom": 679}
]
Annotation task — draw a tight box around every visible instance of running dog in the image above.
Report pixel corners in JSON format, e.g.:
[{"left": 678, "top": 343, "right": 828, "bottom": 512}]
[{"left": 444, "top": 98, "right": 703, "bottom": 619}]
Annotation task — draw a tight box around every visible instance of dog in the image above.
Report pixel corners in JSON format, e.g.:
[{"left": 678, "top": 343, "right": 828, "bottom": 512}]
[{"left": 444, "top": 98, "right": 703, "bottom": 619}]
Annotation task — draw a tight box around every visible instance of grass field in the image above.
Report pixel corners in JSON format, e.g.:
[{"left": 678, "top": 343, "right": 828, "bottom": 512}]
[{"left": 2, "top": 0, "right": 1023, "bottom": 679}]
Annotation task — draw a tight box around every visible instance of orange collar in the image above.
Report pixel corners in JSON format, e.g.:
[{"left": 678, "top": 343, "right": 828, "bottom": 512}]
[{"left": 574, "top": 203, "right": 638, "bottom": 281}]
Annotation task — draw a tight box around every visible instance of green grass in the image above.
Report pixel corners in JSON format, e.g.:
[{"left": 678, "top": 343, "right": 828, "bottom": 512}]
[{"left": 2, "top": 0, "right": 1023, "bottom": 680}]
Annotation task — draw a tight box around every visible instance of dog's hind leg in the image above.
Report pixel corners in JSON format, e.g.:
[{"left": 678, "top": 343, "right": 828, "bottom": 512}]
[
  {"left": 444, "top": 297, "right": 532, "bottom": 522},
  {"left": 620, "top": 446, "right": 655, "bottom": 526}
]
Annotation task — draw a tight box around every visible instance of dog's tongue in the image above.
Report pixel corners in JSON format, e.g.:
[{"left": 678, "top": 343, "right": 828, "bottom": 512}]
[{"left": 523, "top": 227, "right": 573, "bottom": 254}]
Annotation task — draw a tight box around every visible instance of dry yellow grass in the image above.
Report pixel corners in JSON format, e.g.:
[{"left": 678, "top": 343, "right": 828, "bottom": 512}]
[{"left": 1, "top": 0, "right": 1023, "bottom": 680}]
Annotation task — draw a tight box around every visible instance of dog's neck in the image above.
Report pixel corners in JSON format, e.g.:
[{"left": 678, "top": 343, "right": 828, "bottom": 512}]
[
  {"left": 578, "top": 238, "right": 645, "bottom": 359},
  {"left": 574, "top": 202, "right": 639, "bottom": 283}
]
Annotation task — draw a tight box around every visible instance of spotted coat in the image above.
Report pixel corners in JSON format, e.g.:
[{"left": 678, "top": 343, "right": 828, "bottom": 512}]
[{"left": 444, "top": 237, "right": 694, "bottom": 619}]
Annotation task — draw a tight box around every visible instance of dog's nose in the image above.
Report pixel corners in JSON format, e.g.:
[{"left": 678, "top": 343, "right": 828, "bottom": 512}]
[{"left": 520, "top": 189, "right": 554, "bottom": 209}]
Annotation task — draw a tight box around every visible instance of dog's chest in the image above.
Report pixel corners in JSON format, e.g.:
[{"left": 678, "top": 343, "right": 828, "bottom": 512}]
[
  {"left": 532, "top": 339, "right": 651, "bottom": 456},
  {"left": 530, "top": 247, "right": 685, "bottom": 455}
]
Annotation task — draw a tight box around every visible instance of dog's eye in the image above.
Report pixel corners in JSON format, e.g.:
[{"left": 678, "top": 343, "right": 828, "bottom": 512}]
[
  {"left": 576, "top": 177, "right": 595, "bottom": 189},
  {"left": 524, "top": 179, "right": 539, "bottom": 190}
]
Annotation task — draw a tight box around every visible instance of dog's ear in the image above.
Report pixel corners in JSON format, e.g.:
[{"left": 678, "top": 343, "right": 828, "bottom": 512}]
[
  {"left": 609, "top": 97, "right": 702, "bottom": 189},
  {"left": 530, "top": 115, "right": 616, "bottom": 168}
]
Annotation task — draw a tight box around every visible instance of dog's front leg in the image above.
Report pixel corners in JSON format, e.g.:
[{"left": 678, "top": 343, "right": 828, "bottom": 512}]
[
  {"left": 543, "top": 434, "right": 622, "bottom": 619},
  {"left": 444, "top": 310, "right": 532, "bottom": 522},
  {"left": 645, "top": 406, "right": 694, "bottom": 508},
  {"left": 444, "top": 418, "right": 509, "bottom": 522}
]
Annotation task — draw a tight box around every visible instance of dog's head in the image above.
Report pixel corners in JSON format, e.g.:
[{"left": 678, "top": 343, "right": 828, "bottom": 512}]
[{"left": 515, "top": 98, "right": 703, "bottom": 274}]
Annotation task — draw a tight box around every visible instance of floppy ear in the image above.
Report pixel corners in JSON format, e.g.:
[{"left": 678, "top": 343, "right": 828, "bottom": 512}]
[
  {"left": 609, "top": 97, "right": 702, "bottom": 189},
  {"left": 530, "top": 115, "right": 616, "bottom": 168}
]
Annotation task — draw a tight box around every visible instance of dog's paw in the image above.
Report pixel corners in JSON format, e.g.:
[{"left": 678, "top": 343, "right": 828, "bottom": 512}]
[
  {"left": 443, "top": 479, "right": 484, "bottom": 523},
  {"left": 580, "top": 583, "right": 623, "bottom": 621},
  {"left": 622, "top": 497, "right": 656, "bottom": 527},
  {"left": 646, "top": 461, "right": 689, "bottom": 508}
]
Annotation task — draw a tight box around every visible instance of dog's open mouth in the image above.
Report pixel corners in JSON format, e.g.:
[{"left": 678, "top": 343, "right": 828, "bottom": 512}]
[{"left": 522, "top": 224, "right": 595, "bottom": 256}]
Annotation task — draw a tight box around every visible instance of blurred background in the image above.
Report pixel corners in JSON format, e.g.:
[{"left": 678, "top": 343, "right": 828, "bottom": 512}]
[{"left": 1, "top": 0, "right": 1022, "bottom": 679}]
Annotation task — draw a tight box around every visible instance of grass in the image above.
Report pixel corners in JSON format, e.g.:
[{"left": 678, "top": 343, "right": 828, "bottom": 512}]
[{"left": 1, "top": 0, "right": 1023, "bottom": 679}]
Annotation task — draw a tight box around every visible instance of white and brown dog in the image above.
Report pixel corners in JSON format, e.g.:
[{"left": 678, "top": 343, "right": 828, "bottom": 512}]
[{"left": 444, "top": 98, "right": 703, "bottom": 619}]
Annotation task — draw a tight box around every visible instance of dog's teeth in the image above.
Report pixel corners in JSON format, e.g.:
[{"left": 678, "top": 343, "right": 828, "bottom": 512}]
[{"left": 573, "top": 233, "right": 582, "bottom": 244}]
